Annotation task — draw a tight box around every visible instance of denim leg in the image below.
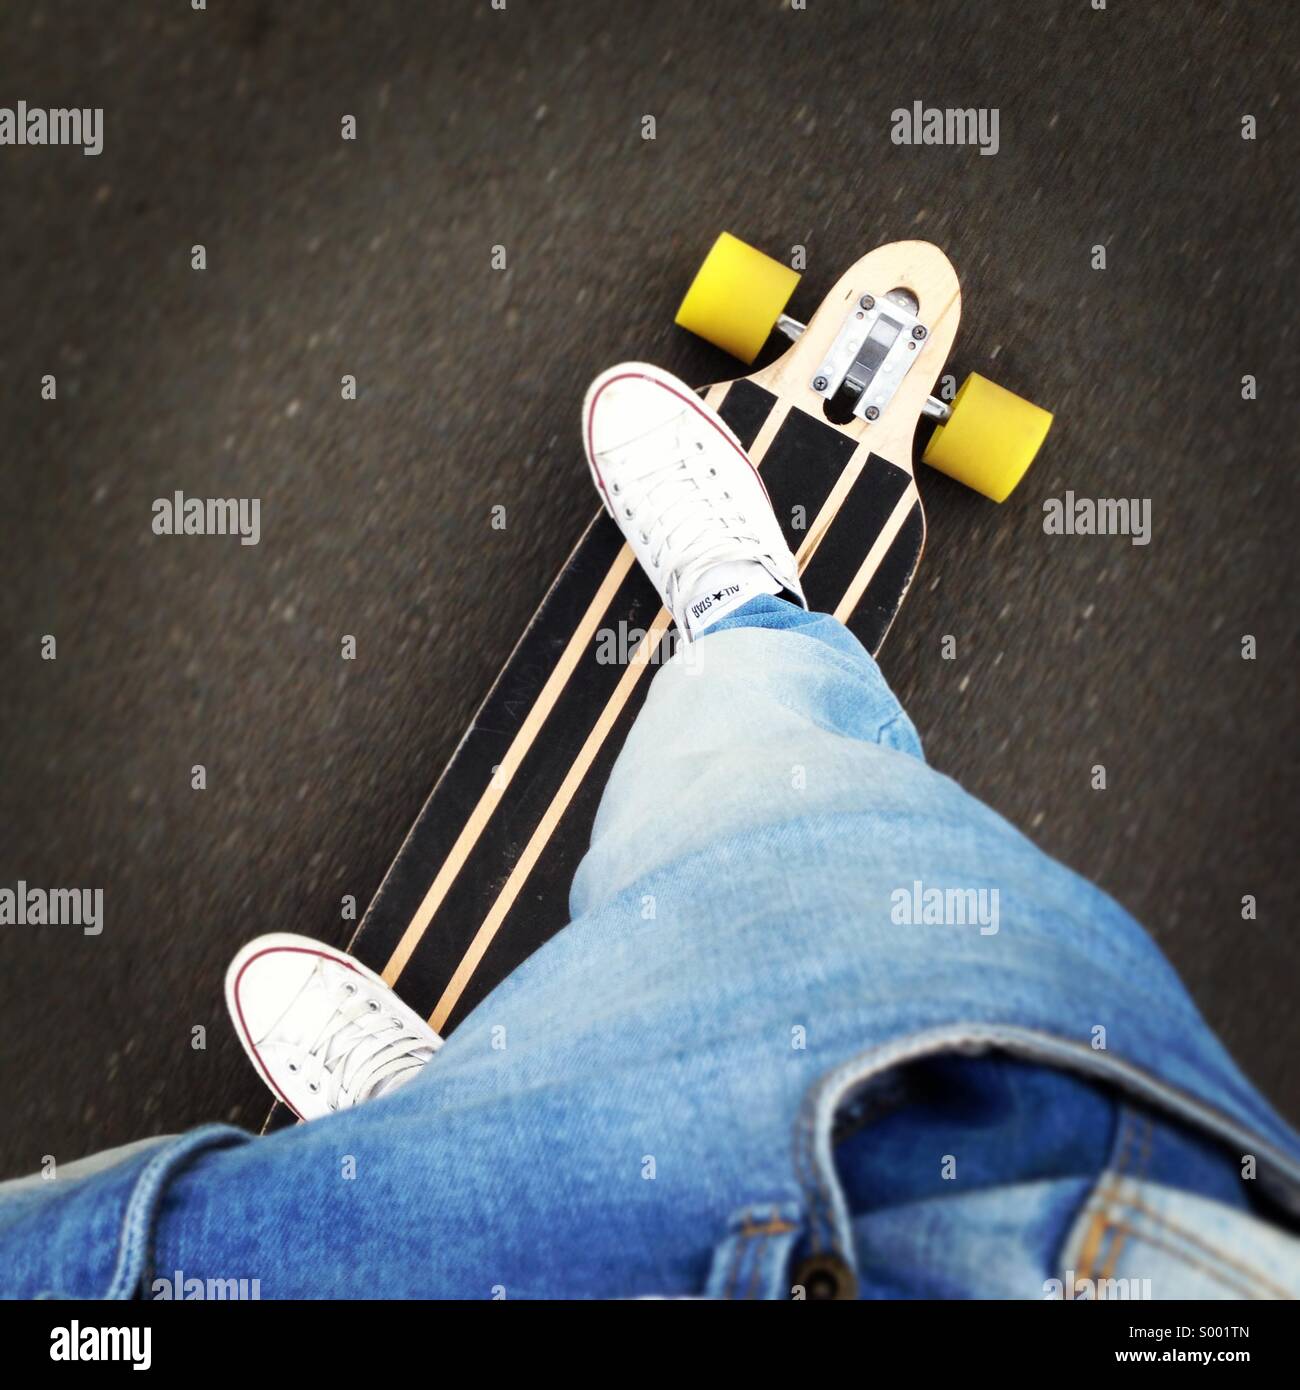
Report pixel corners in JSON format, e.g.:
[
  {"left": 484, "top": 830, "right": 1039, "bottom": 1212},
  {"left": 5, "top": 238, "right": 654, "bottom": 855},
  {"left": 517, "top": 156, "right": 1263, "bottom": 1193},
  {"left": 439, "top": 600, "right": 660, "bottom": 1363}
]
[
  {"left": 5, "top": 600, "right": 1297, "bottom": 1299},
  {"left": 571, "top": 596, "right": 922, "bottom": 916}
]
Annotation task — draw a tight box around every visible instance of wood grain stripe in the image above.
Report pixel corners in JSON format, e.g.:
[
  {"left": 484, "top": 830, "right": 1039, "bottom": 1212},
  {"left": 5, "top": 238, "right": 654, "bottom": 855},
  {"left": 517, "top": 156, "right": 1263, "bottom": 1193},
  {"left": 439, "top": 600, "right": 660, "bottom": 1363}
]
[{"left": 380, "top": 543, "right": 636, "bottom": 983}]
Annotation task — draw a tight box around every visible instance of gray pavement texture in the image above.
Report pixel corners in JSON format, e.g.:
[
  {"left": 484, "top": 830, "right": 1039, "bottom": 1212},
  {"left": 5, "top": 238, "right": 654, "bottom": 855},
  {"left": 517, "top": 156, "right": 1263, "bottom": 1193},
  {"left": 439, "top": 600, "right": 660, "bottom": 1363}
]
[{"left": 0, "top": 0, "right": 1296, "bottom": 1179}]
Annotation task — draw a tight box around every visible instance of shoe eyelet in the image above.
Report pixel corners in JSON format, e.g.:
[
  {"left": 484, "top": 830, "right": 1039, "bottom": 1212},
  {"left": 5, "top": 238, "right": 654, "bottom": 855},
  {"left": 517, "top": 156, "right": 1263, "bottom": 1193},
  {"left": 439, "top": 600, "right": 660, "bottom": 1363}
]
[
  {"left": 308, "top": 1082, "right": 319, "bottom": 1093},
  {"left": 611, "top": 482, "right": 621, "bottom": 494},
  {"left": 695, "top": 441, "right": 704, "bottom": 450},
  {"left": 639, "top": 531, "right": 649, "bottom": 543},
  {"left": 288, "top": 1063, "right": 298, "bottom": 1073},
  {"left": 624, "top": 507, "right": 634, "bottom": 519},
  {"left": 367, "top": 999, "right": 380, "bottom": 1012},
  {"left": 343, "top": 983, "right": 357, "bottom": 995},
  {"left": 708, "top": 467, "right": 717, "bottom": 477}
]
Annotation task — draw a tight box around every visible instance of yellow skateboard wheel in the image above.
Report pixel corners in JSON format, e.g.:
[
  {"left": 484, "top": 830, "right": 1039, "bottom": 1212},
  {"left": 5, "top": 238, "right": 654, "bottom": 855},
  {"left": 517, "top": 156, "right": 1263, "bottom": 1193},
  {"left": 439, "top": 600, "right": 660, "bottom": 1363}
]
[
  {"left": 921, "top": 372, "right": 1053, "bottom": 502},
  {"left": 674, "top": 232, "right": 801, "bottom": 365}
]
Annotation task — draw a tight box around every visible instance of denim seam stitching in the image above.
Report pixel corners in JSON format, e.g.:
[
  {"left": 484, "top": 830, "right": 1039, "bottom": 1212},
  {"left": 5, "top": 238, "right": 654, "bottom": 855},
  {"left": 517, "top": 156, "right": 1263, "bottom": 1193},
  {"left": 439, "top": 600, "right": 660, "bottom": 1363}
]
[
  {"left": 719, "top": 1205, "right": 800, "bottom": 1300},
  {"left": 107, "top": 1145, "right": 180, "bottom": 1299},
  {"left": 1096, "top": 1112, "right": 1155, "bottom": 1283},
  {"left": 1075, "top": 1108, "right": 1139, "bottom": 1284},
  {"left": 1097, "top": 1185, "right": 1294, "bottom": 1299},
  {"left": 744, "top": 1233, "right": 771, "bottom": 1301},
  {"left": 721, "top": 1207, "right": 751, "bottom": 1301},
  {"left": 793, "top": 1093, "right": 836, "bottom": 1257},
  {"left": 104, "top": 1124, "right": 245, "bottom": 1300},
  {"left": 1097, "top": 1219, "right": 1267, "bottom": 1300}
]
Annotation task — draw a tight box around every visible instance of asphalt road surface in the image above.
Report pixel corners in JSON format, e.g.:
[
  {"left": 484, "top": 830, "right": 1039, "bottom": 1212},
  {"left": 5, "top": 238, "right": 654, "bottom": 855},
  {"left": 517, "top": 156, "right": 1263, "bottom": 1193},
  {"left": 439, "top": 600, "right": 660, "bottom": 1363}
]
[{"left": 0, "top": 0, "right": 1296, "bottom": 1177}]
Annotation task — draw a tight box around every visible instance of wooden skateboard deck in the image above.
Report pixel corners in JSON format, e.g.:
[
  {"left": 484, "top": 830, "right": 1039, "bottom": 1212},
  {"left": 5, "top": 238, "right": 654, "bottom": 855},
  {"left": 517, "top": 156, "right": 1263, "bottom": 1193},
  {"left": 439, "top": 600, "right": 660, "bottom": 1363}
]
[{"left": 264, "top": 241, "right": 962, "bottom": 1131}]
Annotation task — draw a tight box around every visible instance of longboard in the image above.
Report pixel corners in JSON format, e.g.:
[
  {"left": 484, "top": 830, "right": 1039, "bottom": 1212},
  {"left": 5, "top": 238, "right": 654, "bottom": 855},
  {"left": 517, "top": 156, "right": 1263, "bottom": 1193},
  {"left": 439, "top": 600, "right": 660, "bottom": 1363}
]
[{"left": 263, "top": 239, "right": 1048, "bottom": 1131}]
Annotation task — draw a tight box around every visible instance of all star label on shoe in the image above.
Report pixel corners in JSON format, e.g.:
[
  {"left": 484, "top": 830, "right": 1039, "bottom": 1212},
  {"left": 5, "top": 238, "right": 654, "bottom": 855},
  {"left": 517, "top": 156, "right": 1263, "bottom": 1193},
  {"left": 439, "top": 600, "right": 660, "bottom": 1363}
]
[
  {"left": 681, "top": 557, "right": 785, "bottom": 638},
  {"left": 689, "top": 582, "right": 742, "bottom": 626}
]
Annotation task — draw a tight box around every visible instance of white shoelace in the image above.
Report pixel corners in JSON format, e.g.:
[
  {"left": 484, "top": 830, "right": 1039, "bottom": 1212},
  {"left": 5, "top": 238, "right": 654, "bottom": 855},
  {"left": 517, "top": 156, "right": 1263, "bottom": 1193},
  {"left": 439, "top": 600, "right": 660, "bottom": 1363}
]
[
  {"left": 610, "top": 432, "right": 773, "bottom": 614},
  {"left": 290, "top": 979, "right": 435, "bottom": 1112}
]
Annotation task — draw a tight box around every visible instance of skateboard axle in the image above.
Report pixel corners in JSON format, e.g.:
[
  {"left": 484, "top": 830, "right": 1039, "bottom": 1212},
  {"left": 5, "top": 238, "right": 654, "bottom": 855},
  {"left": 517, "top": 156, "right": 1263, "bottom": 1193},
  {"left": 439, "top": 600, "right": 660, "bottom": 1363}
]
[{"left": 779, "top": 311, "right": 950, "bottom": 421}]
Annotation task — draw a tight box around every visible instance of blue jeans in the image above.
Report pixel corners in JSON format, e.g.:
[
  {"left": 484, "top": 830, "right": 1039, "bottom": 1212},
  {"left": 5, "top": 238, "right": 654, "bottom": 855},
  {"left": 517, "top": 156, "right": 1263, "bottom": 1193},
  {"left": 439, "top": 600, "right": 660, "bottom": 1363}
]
[{"left": 3, "top": 597, "right": 1299, "bottom": 1299}]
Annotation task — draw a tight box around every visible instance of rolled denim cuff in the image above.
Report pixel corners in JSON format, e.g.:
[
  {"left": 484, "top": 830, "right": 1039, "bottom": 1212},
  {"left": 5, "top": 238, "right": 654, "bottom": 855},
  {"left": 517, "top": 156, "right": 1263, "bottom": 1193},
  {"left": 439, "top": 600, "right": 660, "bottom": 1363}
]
[{"left": 0, "top": 1123, "right": 249, "bottom": 1299}]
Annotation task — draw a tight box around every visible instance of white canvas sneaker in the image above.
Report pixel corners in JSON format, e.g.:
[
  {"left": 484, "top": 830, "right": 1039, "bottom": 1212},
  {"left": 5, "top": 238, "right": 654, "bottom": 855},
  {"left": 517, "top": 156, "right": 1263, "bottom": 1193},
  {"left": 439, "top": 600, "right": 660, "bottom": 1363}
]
[
  {"left": 225, "top": 932, "right": 442, "bottom": 1121},
  {"left": 583, "top": 362, "right": 806, "bottom": 639}
]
